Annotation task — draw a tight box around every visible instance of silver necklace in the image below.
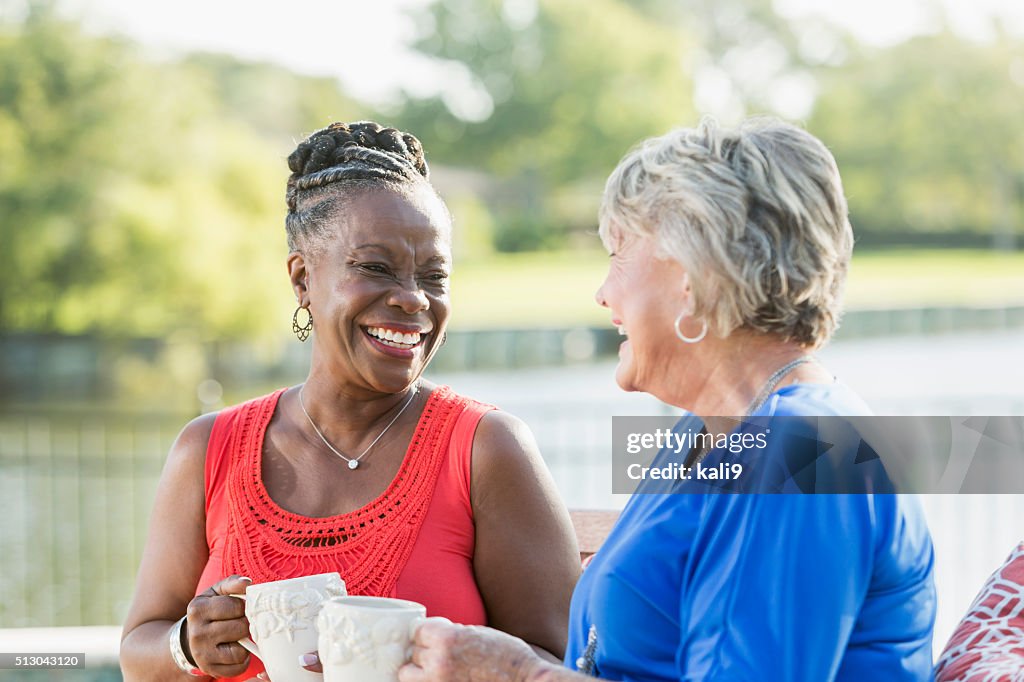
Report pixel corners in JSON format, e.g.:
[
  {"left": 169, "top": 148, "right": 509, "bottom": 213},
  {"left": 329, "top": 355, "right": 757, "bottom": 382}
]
[
  {"left": 691, "top": 355, "right": 814, "bottom": 466},
  {"left": 297, "top": 384, "right": 420, "bottom": 470},
  {"left": 742, "top": 355, "right": 814, "bottom": 417}
]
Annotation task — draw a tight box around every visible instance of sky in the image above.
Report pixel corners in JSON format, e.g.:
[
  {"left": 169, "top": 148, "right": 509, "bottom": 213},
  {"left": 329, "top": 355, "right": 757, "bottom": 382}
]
[{"left": 48, "top": 0, "right": 1024, "bottom": 118}]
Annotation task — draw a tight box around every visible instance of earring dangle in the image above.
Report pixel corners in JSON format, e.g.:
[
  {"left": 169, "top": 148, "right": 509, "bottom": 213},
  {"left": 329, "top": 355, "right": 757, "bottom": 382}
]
[
  {"left": 292, "top": 306, "right": 313, "bottom": 342},
  {"left": 674, "top": 311, "right": 707, "bottom": 344}
]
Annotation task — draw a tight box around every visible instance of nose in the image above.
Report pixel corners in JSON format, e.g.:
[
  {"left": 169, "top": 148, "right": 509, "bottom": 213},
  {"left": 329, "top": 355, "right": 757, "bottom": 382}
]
[
  {"left": 595, "top": 279, "right": 609, "bottom": 309},
  {"left": 388, "top": 283, "right": 430, "bottom": 315}
]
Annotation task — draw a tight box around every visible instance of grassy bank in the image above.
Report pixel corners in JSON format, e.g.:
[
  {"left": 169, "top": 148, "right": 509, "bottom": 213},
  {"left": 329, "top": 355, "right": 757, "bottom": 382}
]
[{"left": 448, "top": 249, "right": 1024, "bottom": 329}]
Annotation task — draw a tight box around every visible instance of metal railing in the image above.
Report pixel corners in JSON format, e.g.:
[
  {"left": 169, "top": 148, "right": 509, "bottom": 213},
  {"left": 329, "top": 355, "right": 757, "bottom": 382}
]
[{"left": 0, "top": 410, "right": 183, "bottom": 628}]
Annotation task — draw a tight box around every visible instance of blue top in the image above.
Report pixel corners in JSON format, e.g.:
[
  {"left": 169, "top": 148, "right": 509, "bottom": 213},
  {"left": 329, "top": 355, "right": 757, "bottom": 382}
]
[{"left": 564, "top": 383, "right": 936, "bottom": 681}]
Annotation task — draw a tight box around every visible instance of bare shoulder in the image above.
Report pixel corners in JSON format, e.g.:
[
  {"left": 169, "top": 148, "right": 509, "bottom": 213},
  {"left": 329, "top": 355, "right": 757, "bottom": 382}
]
[
  {"left": 472, "top": 410, "right": 540, "bottom": 460},
  {"left": 177, "top": 412, "right": 218, "bottom": 448},
  {"left": 164, "top": 411, "right": 219, "bottom": 474},
  {"left": 470, "top": 410, "right": 557, "bottom": 510},
  {"left": 471, "top": 410, "right": 547, "bottom": 485}
]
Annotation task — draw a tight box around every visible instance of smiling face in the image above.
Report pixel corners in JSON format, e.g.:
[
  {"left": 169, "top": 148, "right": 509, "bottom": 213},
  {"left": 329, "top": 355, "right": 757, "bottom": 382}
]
[
  {"left": 594, "top": 232, "right": 692, "bottom": 396},
  {"left": 290, "top": 185, "right": 452, "bottom": 395}
]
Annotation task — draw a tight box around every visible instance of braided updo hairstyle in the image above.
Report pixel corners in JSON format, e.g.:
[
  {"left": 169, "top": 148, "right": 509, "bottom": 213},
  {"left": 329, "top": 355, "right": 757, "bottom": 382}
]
[{"left": 285, "top": 121, "right": 437, "bottom": 254}]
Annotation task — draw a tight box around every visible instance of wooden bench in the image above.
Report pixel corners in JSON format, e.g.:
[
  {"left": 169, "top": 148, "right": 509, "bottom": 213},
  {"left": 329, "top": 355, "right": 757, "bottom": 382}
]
[{"left": 569, "top": 509, "right": 620, "bottom": 562}]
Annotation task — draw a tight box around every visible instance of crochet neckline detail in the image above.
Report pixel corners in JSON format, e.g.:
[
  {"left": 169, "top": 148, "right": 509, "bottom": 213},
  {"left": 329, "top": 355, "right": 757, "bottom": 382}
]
[
  {"left": 251, "top": 384, "right": 449, "bottom": 525},
  {"left": 222, "top": 383, "right": 468, "bottom": 590}
]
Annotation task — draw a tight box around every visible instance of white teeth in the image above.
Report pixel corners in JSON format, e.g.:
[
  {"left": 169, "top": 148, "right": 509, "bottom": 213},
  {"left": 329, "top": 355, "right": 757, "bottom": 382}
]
[
  {"left": 365, "top": 327, "right": 423, "bottom": 348},
  {"left": 618, "top": 325, "right": 627, "bottom": 336}
]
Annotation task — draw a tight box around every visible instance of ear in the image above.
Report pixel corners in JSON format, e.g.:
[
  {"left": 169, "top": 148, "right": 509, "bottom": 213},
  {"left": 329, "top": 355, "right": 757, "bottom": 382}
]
[
  {"left": 679, "top": 272, "right": 695, "bottom": 312},
  {"left": 287, "top": 251, "right": 310, "bottom": 307}
]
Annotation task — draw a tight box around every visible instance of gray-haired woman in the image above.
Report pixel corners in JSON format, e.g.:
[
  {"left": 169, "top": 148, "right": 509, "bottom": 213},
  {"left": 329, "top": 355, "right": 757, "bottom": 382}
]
[{"left": 397, "top": 117, "right": 936, "bottom": 682}]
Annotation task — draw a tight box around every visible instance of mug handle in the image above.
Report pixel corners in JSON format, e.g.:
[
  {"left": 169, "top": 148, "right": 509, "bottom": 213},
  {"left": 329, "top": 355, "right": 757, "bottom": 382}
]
[{"left": 227, "top": 593, "right": 261, "bottom": 659}]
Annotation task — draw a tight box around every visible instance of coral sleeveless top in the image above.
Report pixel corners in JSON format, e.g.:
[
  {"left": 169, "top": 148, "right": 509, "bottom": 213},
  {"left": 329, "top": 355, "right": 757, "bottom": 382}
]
[{"left": 195, "top": 385, "right": 492, "bottom": 681}]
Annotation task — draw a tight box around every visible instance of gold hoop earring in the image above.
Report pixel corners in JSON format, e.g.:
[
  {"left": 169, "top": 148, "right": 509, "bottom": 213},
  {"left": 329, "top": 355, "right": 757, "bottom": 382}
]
[
  {"left": 292, "top": 306, "right": 313, "bottom": 342},
  {"left": 674, "top": 311, "right": 707, "bottom": 344}
]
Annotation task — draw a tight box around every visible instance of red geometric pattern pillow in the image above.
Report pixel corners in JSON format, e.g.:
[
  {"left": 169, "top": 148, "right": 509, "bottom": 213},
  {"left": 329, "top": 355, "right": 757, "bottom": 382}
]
[{"left": 935, "top": 542, "right": 1024, "bottom": 681}]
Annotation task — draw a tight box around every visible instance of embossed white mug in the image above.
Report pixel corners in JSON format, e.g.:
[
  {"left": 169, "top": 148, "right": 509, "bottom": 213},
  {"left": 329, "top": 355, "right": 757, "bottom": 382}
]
[
  {"left": 229, "top": 572, "right": 347, "bottom": 682},
  {"left": 317, "top": 596, "right": 426, "bottom": 682}
]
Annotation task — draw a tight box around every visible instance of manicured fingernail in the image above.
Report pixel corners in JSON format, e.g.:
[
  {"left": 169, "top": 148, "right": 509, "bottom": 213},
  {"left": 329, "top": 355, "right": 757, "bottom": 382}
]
[
  {"left": 299, "top": 653, "right": 319, "bottom": 667},
  {"left": 239, "top": 576, "right": 253, "bottom": 583}
]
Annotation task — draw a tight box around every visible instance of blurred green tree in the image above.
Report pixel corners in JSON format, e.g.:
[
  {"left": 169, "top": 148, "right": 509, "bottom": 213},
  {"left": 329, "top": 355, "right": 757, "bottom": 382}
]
[
  {"left": 810, "top": 32, "right": 1024, "bottom": 248},
  {"left": 397, "top": 0, "right": 695, "bottom": 250},
  {"left": 179, "top": 52, "right": 362, "bottom": 150},
  {"left": 0, "top": 4, "right": 367, "bottom": 338},
  {"left": 647, "top": 0, "right": 853, "bottom": 120}
]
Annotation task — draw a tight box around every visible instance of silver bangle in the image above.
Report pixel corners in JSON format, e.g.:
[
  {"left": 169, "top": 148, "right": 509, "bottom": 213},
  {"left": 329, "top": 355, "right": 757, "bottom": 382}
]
[{"left": 169, "top": 615, "right": 204, "bottom": 677}]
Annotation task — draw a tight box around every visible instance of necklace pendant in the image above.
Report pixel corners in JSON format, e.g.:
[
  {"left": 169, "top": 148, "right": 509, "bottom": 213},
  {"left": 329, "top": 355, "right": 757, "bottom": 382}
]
[{"left": 347, "top": 459, "right": 360, "bottom": 470}]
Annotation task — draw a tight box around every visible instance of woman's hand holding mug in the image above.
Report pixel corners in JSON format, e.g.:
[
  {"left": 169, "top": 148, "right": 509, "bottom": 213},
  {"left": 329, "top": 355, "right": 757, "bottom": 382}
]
[{"left": 186, "top": 575, "right": 254, "bottom": 678}]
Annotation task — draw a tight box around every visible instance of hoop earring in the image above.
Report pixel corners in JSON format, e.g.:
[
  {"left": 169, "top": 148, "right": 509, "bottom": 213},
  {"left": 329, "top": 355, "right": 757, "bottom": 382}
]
[
  {"left": 674, "top": 311, "right": 707, "bottom": 344},
  {"left": 292, "top": 306, "right": 313, "bottom": 342}
]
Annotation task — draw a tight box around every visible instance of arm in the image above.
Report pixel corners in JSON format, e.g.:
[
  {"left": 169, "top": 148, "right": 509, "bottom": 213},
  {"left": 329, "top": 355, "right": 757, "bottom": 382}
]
[
  {"left": 119, "top": 413, "right": 251, "bottom": 681},
  {"left": 470, "top": 411, "right": 582, "bottom": 663}
]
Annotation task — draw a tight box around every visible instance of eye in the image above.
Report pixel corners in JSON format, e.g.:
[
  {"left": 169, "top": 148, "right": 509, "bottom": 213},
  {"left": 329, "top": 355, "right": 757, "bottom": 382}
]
[
  {"left": 419, "top": 271, "right": 449, "bottom": 288},
  {"left": 359, "top": 263, "right": 390, "bottom": 275}
]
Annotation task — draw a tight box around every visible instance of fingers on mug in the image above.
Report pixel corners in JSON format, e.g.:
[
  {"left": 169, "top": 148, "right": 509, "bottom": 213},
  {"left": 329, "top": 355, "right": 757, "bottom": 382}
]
[{"left": 227, "top": 594, "right": 260, "bottom": 657}]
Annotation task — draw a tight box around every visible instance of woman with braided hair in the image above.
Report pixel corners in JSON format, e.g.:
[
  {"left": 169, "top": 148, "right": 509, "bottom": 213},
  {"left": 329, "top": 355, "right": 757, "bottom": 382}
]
[{"left": 120, "top": 122, "right": 581, "bottom": 681}]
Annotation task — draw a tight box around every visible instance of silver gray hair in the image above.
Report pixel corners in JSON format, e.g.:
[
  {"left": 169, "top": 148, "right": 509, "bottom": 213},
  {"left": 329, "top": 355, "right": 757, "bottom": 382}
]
[{"left": 600, "top": 117, "right": 853, "bottom": 349}]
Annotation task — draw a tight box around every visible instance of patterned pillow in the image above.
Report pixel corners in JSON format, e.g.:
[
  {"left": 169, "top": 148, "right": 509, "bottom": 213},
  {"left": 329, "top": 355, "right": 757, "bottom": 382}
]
[{"left": 935, "top": 542, "right": 1024, "bottom": 681}]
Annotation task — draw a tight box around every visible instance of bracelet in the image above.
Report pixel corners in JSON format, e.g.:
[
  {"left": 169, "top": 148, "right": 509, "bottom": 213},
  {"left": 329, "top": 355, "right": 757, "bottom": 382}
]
[{"left": 169, "top": 616, "right": 204, "bottom": 677}]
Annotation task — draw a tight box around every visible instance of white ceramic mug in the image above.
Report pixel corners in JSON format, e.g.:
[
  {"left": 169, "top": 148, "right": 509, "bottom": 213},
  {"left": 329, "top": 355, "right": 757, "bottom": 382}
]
[
  {"left": 229, "top": 572, "right": 347, "bottom": 682},
  {"left": 317, "top": 596, "right": 426, "bottom": 682}
]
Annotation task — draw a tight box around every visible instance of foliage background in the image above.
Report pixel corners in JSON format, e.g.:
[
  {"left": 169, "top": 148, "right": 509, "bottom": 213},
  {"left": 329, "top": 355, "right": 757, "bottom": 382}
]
[{"left": 0, "top": 0, "right": 1022, "bottom": 402}]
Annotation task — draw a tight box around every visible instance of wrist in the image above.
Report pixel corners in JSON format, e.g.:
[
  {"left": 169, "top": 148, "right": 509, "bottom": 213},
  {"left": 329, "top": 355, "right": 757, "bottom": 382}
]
[{"left": 519, "top": 656, "right": 560, "bottom": 682}]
